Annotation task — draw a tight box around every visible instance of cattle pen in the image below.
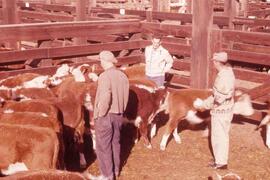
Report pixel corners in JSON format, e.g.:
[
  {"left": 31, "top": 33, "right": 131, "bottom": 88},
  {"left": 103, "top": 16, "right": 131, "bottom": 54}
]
[{"left": 0, "top": 0, "right": 269, "bottom": 179}]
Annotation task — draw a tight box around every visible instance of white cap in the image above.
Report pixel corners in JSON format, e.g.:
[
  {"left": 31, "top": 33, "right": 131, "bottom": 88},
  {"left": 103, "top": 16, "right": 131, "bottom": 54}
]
[{"left": 212, "top": 52, "right": 228, "bottom": 63}]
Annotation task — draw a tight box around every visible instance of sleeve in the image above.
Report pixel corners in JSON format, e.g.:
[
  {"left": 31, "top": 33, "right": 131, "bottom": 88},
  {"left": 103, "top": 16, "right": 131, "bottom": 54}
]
[
  {"left": 96, "top": 74, "right": 111, "bottom": 117},
  {"left": 145, "top": 46, "right": 151, "bottom": 63},
  {"left": 163, "top": 50, "right": 174, "bottom": 73},
  {"left": 202, "top": 95, "right": 214, "bottom": 110}
]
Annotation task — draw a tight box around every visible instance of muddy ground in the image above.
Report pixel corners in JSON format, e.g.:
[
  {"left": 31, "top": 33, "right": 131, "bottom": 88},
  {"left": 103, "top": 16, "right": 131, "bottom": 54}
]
[{"left": 83, "top": 115, "right": 270, "bottom": 180}]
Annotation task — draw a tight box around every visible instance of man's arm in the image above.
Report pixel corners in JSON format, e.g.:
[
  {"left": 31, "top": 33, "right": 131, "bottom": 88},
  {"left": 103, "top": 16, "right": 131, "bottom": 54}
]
[
  {"left": 96, "top": 74, "right": 111, "bottom": 117},
  {"left": 163, "top": 50, "right": 174, "bottom": 73}
]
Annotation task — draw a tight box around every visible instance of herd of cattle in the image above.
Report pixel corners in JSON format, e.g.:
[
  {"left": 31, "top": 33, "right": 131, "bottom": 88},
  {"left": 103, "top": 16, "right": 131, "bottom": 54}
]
[{"left": 0, "top": 62, "right": 268, "bottom": 179}]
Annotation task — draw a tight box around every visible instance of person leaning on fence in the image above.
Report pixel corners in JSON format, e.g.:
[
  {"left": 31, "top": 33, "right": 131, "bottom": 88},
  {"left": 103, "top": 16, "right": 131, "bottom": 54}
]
[
  {"left": 193, "top": 52, "right": 235, "bottom": 170},
  {"left": 144, "top": 34, "right": 174, "bottom": 88},
  {"left": 92, "top": 51, "right": 129, "bottom": 180}
]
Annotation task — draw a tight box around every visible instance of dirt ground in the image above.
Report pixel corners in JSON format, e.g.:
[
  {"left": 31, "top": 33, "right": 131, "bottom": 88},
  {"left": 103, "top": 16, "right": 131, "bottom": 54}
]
[{"left": 85, "top": 115, "right": 270, "bottom": 180}]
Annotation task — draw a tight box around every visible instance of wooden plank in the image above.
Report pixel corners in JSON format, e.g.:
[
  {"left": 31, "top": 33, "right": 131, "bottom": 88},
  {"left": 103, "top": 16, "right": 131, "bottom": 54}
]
[
  {"left": 17, "top": 2, "right": 76, "bottom": 13},
  {"left": 97, "top": 0, "right": 126, "bottom": 2},
  {"left": 0, "top": 54, "right": 141, "bottom": 79},
  {"left": 222, "top": 30, "right": 270, "bottom": 46},
  {"left": 140, "top": 22, "right": 192, "bottom": 38},
  {"left": 233, "top": 17, "right": 270, "bottom": 27},
  {"left": 91, "top": 7, "right": 229, "bottom": 26},
  {"left": 0, "top": 40, "right": 144, "bottom": 63},
  {"left": 247, "top": 80, "right": 270, "bottom": 100},
  {"left": 18, "top": 10, "right": 74, "bottom": 22},
  {"left": 167, "top": 74, "right": 190, "bottom": 87},
  {"left": 0, "top": 19, "right": 141, "bottom": 42},
  {"left": 172, "top": 59, "right": 270, "bottom": 84},
  {"left": 191, "top": 0, "right": 213, "bottom": 89},
  {"left": 226, "top": 49, "right": 270, "bottom": 66},
  {"left": 87, "top": 35, "right": 119, "bottom": 42},
  {"left": 233, "top": 42, "right": 270, "bottom": 54},
  {"left": 247, "top": 9, "right": 270, "bottom": 17},
  {"left": 140, "top": 40, "right": 191, "bottom": 57}
]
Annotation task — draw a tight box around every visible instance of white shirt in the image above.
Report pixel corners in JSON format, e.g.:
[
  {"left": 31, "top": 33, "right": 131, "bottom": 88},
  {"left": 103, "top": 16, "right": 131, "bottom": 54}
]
[{"left": 145, "top": 45, "right": 173, "bottom": 77}]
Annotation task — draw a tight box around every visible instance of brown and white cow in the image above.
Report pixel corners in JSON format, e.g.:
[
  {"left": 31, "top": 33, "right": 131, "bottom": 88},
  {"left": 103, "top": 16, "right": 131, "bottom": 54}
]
[
  {"left": 0, "top": 124, "right": 59, "bottom": 175},
  {"left": 256, "top": 110, "right": 270, "bottom": 148},
  {"left": 0, "top": 73, "right": 41, "bottom": 88},
  {"left": 124, "top": 84, "right": 166, "bottom": 148},
  {"left": 154, "top": 89, "right": 254, "bottom": 150},
  {"left": 53, "top": 77, "right": 97, "bottom": 169}
]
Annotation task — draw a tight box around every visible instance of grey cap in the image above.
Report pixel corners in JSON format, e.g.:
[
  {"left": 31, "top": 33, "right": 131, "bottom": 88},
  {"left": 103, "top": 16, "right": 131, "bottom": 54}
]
[{"left": 99, "top": 50, "right": 118, "bottom": 63}]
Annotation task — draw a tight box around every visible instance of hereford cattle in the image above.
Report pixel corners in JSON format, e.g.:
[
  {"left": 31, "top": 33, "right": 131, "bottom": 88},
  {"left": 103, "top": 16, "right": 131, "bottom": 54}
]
[
  {"left": 2, "top": 99, "right": 61, "bottom": 126},
  {"left": 0, "top": 73, "right": 40, "bottom": 88},
  {"left": 0, "top": 111, "right": 61, "bottom": 133},
  {"left": 0, "top": 124, "right": 59, "bottom": 175},
  {"left": 124, "top": 84, "right": 166, "bottom": 148},
  {"left": 0, "top": 170, "right": 88, "bottom": 180},
  {"left": 121, "top": 64, "right": 146, "bottom": 80},
  {"left": 9, "top": 87, "right": 56, "bottom": 102},
  {"left": 256, "top": 111, "right": 270, "bottom": 148},
  {"left": 154, "top": 89, "right": 254, "bottom": 150},
  {"left": 53, "top": 77, "right": 96, "bottom": 169}
]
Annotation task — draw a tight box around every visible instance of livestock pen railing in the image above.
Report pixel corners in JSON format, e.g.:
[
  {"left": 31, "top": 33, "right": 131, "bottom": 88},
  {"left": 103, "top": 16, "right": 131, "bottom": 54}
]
[
  {"left": 1, "top": 1, "right": 270, "bottom": 31},
  {"left": 0, "top": 1, "right": 269, "bottom": 122},
  {"left": 0, "top": 19, "right": 269, "bottom": 93}
]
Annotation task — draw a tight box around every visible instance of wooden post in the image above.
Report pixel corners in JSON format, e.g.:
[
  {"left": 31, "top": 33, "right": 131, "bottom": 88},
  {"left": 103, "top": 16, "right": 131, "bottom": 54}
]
[
  {"left": 88, "top": 0, "right": 96, "bottom": 16},
  {"left": 2, "top": 0, "right": 19, "bottom": 49},
  {"left": 186, "top": 0, "right": 193, "bottom": 13},
  {"left": 160, "top": 0, "right": 170, "bottom": 12},
  {"left": 152, "top": 0, "right": 159, "bottom": 11},
  {"left": 224, "top": 0, "right": 238, "bottom": 29},
  {"left": 75, "top": 0, "right": 87, "bottom": 21},
  {"left": 190, "top": 0, "right": 214, "bottom": 89},
  {"left": 89, "top": 0, "right": 96, "bottom": 8},
  {"left": 74, "top": 0, "right": 88, "bottom": 62},
  {"left": 209, "top": 29, "right": 222, "bottom": 87},
  {"left": 241, "top": 0, "right": 248, "bottom": 17},
  {"left": 2, "top": 0, "right": 18, "bottom": 25}
]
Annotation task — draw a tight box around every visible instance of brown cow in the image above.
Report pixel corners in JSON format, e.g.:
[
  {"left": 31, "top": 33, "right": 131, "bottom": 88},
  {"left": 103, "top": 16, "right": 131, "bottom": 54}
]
[
  {"left": 124, "top": 83, "right": 166, "bottom": 148},
  {"left": 0, "top": 124, "right": 59, "bottom": 175},
  {"left": 1, "top": 99, "right": 62, "bottom": 133},
  {"left": 53, "top": 77, "right": 96, "bottom": 169},
  {"left": 155, "top": 89, "right": 254, "bottom": 150}
]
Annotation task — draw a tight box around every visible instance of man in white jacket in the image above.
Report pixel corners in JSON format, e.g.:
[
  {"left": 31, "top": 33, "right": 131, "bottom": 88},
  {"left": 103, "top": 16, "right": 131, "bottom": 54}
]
[{"left": 145, "top": 34, "right": 174, "bottom": 88}]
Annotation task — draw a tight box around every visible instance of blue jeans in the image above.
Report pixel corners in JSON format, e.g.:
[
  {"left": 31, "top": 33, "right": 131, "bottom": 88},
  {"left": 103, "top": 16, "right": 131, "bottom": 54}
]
[
  {"left": 95, "top": 113, "right": 123, "bottom": 179},
  {"left": 146, "top": 75, "right": 165, "bottom": 87}
]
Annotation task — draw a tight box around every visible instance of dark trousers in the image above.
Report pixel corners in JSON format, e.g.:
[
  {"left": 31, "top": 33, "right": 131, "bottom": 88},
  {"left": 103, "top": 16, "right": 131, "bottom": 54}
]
[{"left": 95, "top": 113, "right": 123, "bottom": 179}]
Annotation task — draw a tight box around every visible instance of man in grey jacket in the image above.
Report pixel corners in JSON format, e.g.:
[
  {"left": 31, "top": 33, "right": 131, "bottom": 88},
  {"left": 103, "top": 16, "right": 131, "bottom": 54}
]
[
  {"left": 194, "top": 52, "right": 235, "bottom": 170},
  {"left": 93, "top": 50, "right": 129, "bottom": 180}
]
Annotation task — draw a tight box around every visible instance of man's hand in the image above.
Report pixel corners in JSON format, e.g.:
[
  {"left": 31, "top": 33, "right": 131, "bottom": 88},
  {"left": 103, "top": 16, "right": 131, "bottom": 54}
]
[{"left": 193, "top": 98, "right": 204, "bottom": 109}]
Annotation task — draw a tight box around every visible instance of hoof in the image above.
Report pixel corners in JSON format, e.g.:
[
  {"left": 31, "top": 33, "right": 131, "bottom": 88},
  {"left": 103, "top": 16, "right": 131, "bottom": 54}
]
[
  {"left": 160, "top": 145, "right": 166, "bottom": 151},
  {"left": 145, "top": 144, "right": 152, "bottom": 149},
  {"left": 175, "top": 139, "right": 181, "bottom": 144}
]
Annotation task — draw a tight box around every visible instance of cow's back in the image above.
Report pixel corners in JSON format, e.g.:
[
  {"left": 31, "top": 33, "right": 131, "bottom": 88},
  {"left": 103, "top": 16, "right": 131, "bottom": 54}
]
[{"left": 0, "top": 124, "right": 59, "bottom": 170}]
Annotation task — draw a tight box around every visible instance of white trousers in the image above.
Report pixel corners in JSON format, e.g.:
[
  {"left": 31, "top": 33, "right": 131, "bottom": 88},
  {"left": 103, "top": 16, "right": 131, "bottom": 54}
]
[{"left": 211, "top": 110, "right": 233, "bottom": 165}]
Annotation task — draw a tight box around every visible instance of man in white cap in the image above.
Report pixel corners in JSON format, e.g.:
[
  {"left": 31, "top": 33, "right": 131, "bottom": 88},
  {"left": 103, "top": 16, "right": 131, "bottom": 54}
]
[
  {"left": 93, "top": 50, "right": 129, "bottom": 180},
  {"left": 194, "top": 51, "right": 235, "bottom": 170}
]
